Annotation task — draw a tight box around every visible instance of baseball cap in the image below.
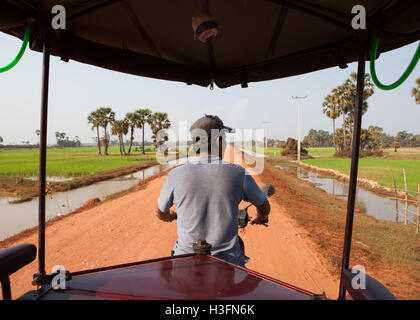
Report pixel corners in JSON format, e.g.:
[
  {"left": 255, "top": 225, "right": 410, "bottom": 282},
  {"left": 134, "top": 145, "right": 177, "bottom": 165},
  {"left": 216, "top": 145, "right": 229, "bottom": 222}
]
[{"left": 190, "top": 115, "right": 235, "bottom": 134}]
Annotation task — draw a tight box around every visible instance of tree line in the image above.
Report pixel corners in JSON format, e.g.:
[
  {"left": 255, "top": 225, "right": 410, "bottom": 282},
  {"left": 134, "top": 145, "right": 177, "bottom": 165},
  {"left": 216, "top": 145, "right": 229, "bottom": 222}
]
[
  {"left": 54, "top": 132, "right": 81, "bottom": 148},
  {"left": 303, "top": 128, "right": 420, "bottom": 150},
  {"left": 87, "top": 107, "right": 171, "bottom": 156}
]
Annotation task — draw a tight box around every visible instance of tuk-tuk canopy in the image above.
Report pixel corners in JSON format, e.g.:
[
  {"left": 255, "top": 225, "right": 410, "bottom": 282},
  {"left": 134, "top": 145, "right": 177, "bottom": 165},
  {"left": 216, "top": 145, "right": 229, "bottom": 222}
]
[{"left": 1, "top": 0, "right": 419, "bottom": 87}]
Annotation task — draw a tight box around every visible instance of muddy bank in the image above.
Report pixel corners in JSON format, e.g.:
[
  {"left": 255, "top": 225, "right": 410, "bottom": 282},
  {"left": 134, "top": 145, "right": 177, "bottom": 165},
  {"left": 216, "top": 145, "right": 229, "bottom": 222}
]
[{"left": 0, "top": 160, "right": 157, "bottom": 203}]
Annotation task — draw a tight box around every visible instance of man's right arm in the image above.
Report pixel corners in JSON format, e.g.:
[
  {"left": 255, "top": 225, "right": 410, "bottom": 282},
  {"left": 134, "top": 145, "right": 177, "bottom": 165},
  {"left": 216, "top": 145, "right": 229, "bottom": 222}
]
[
  {"left": 242, "top": 171, "right": 271, "bottom": 225},
  {"left": 251, "top": 198, "right": 270, "bottom": 225}
]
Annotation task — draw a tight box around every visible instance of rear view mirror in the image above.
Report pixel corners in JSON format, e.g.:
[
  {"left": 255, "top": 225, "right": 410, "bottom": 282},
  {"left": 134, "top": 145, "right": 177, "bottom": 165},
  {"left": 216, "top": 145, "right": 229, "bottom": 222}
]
[{"left": 261, "top": 184, "right": 275, "bottom": 198}]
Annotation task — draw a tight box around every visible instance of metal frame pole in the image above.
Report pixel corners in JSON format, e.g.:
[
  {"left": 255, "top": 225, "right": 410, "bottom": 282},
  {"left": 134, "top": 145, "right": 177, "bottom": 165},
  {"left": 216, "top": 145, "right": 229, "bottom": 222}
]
[
  {"left": 38, "top": 33, "right": 50, "bottom": 278},
  {"left": 338, "top": 39, "right": 368, "bottom": 300},
  {"left": 1, "top": 278, "right": 11, "bottom": 300},
  {"left": 297, "top": 99, "right": 301, "bottom": 161}
]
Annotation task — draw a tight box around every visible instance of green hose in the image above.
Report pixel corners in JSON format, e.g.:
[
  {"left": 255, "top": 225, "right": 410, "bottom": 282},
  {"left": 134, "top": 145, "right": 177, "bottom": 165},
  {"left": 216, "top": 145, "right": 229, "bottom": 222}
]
[
  {"left": 370, "top": 37, "right": 420, "bottom": 90},
  {"left": 0, "top": 25, "right": 30, "bottom": 73}
]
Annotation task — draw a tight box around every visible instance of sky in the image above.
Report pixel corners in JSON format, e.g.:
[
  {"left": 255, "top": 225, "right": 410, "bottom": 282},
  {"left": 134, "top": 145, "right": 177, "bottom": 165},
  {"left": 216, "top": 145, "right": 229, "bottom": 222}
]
[{"left": 0, "top": 32, "right": 419, "bottom": 145}]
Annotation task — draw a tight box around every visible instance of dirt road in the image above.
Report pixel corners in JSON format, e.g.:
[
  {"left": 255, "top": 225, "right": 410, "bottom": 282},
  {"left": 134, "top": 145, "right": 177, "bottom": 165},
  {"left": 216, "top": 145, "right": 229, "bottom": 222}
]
[{"left": 2, "top": 149, "right": 339, "bottom": 299}]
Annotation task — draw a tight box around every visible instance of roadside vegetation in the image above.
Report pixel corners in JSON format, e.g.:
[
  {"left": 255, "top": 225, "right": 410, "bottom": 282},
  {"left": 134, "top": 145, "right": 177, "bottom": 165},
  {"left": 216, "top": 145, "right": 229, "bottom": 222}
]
[{"left": 263, "top": 157, "right": 419, "bottom": 299}]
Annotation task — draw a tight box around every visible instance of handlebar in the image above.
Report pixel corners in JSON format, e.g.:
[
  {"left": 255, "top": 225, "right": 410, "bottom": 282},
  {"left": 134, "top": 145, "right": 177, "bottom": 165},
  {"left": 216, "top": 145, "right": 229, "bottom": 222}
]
[
  {"left": 238, "top": 184, "right": 275, "bottom": 228},
  {"left": 238, "top": 208, "right": 268, "bottom": 228}
]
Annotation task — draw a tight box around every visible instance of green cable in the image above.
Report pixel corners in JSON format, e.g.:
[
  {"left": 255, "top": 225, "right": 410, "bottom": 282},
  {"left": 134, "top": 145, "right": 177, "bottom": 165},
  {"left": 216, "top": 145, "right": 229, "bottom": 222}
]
[
  {"left": 0, "top": 25, "right": 30, "bottom": 73},
  {"left": 370, "top": 37, "right": 420, "bottom": 90}
]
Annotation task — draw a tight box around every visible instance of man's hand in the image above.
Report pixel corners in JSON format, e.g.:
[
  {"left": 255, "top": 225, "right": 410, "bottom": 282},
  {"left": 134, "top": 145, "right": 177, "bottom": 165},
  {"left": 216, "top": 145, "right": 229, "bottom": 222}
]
[
  {"left": 250, "top": 215, "right": 269, "bottom": 225},
  {"left": 169, "top": 209, "right": 177, "bottom": 221},
  {"left": 156, "top": 207, "right": 177, "bottom": 222},
  {"left": 250, "top": 198, "right": 270, "bottom": 225}
]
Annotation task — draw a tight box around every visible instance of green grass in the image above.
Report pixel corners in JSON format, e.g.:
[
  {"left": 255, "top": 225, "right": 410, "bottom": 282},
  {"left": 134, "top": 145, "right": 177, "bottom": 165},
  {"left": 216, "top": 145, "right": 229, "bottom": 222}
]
[
  {"left": 0, "top": 147, "right": 156, "bottom": 177},
  {"left": 244, "top": 147, "right": 336, "bottom": 157},
  {"left": 240, "top": 146, "right": 282, "bottom": 156},
  {"left": 307, "top": 147, "right": 335, "bottom": 158},
  {"left": 243, "top": 147, "right": 336, "bottom": 157},
  {"left": 302, "top": 158, "right": 420, "bottom": 194},
  {"left": 265, "top": 147, "right": 336, "bottom": 157},
  {"left": 307, "top": 148, "right": 420, "bottom": 159},
  {"left": 264, "top": 148, "right": 282, "bottom": 156}
]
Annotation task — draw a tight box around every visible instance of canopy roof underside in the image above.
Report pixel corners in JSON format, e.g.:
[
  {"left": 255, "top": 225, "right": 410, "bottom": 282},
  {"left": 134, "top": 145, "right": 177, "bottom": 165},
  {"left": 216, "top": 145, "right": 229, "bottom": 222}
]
[{"left": 1, "top": 0, "right": 419, "bottom": 88}]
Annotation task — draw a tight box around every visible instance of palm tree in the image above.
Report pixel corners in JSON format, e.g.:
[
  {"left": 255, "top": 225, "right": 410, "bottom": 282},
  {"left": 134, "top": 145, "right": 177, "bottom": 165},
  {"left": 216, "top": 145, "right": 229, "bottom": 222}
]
[
  {"left": 35, "top": 129, "right": 41, "bottom": 147},
  {"left": 111, "top": 119, "right": 129, "bottom": 156},
  {"left": 322, "top": 94, "right": 340, "bottom": 151},
  {"left": 55, "top": 132, "right": 66, "bottom": 147},
  {"left": 87, "top": 110, "right": 103, "bottom": 155},
  {"left": 97, "top": 107, "right": 115, "bottom": 156},
  {"left": 412, "top": 78, "right": 420, "bottom": 104},
  {"left": 391, "top": 141, "right": 400, "bottom": 152},
  {"left": 367, "top": 125, "right": 384, "bottom": 150},
  {"left": 135, "top": 108, "right": 152, "bottom": 154},
  {"left": 331, "top": 85, "right": 349, "bottom": 149},
  {"left": 124, "top": 112, "right": 140, "bottom": 155},
  {"left": 329, "top": 73, "right": 374, "bottom": 151},
  {"left": 343, "top": 73, "right": 374, "bottom": 148},
  {"left": 148, "top": 112, "right": 171, "bottom": 151}
]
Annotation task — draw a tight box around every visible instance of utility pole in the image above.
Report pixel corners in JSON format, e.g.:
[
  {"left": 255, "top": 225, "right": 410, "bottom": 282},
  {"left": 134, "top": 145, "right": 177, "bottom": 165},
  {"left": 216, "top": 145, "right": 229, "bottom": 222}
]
[
  {"left": 292, "top": 96, "right": 307, "bottom": 161},
  {"left": 262, "top": 121, "right": 271, "bottom": 152}
]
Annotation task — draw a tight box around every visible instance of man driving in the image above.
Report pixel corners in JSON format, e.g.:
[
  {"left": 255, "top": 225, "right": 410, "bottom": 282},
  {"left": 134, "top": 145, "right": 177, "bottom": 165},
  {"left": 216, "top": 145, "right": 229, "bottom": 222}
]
[{"left": 156, "top": 115, "right": 270, "bottom": 267}]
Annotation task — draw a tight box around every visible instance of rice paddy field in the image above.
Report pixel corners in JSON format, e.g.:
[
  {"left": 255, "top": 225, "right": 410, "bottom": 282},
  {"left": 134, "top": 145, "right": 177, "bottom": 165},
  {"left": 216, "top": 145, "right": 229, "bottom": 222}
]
[
  {"left": 259, "top": 147, "right": 419, "bottom": 195},
  {"left": 302, "top": 147, "right": 420, "bottom": 195},
  {"left": 306, "top": 147, "right": 335, "bottom": 157},
  {"left": 0, "top": 147, "right": 156, "bottom": 177},
  {"left": 303, "top": 158, "right": 420, "bottom": 195},
  {"left": 251, "top": 147, "right": 336, "bottom": 157}
]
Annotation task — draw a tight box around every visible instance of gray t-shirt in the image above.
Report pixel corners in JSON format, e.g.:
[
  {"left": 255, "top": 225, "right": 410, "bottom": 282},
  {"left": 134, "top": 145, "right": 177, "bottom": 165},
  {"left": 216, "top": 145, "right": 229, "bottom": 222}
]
[{"left": 158, "top": 155, "right": 266, "bottom": 266}]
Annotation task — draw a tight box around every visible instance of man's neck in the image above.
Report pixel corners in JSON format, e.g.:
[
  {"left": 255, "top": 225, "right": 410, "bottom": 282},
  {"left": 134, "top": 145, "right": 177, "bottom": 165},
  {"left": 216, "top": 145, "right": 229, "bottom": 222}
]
[
  {"left": 196, "top": 152, "right": 220, "bottom": 158},
  {"left": 189, "top": 153, "right": 223, "bottom": 163}
]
